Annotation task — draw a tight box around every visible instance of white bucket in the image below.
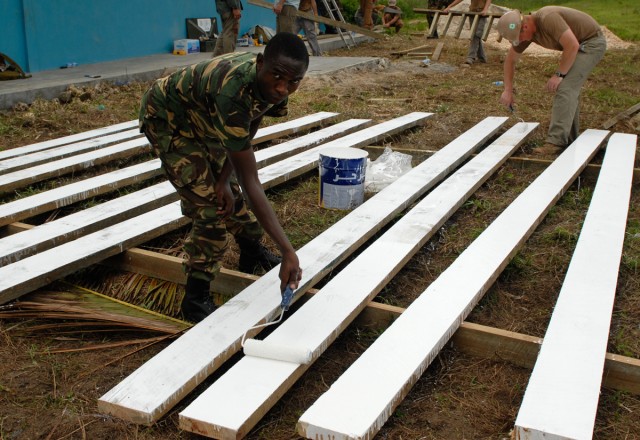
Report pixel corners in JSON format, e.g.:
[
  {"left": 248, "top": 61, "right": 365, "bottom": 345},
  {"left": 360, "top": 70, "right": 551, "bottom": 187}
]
[{"left": 318, "top": 147, "right": 369, "bottom": 210}]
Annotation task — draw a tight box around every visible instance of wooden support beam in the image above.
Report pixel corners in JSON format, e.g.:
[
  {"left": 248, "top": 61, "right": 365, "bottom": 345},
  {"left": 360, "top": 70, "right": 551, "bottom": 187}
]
[
  {"left": 390, "top": 44, "right": 432, "bottom": 56},
  {"left": 432, "top": 42, "right": 444, "bottom": 61},
  {"left": 454, "top": 13, "right": 467, "bottom": 39},
  {"left": 248, "top": 0, "right": 383, "bottom": 39}
]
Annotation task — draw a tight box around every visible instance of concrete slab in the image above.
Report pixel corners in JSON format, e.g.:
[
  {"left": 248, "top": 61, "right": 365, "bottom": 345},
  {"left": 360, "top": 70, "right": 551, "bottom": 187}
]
[{"left": 0, "top": 34, "right": 381, "bottom": 110}]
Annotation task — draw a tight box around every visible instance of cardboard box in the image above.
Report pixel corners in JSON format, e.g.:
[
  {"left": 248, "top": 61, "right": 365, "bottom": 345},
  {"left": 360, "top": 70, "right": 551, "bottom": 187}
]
[{"left": 173, "top": 39, "right": 200, "bottom": 55}]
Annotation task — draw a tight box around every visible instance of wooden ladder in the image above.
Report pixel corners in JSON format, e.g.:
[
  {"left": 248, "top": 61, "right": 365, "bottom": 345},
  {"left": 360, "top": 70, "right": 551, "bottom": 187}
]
[{"left": 319, "top": 0, "right": 355, "bottom": 49}]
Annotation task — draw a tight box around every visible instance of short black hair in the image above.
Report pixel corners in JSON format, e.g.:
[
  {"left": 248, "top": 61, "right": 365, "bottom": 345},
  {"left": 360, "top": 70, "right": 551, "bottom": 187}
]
[{"left": 264, "top": 32, "right": 310, "bottom": 69}]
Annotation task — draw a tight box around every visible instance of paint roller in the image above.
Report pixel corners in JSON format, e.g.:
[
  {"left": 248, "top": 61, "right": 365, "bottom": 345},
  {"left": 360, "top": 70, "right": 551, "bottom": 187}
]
[{"left": 241, "top": 286, "right": 313, "bottom": 365}]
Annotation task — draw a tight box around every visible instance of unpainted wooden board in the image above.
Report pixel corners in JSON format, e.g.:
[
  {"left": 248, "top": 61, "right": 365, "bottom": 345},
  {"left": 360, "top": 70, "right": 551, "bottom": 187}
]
[
  {"left": 514, "top": 133, "right": 637, "bottom": 440},
  {"left": 0, "top": 119, "right": 138, "bottom": 161},
  {"left": 98, "top": 115, "right": 510, "bottom": 426},
  {"left": 297, "top": 129, "right": 610, "bottom": 440},
  {"left": 0, "top": 129, "right": 143, "bottom": 175},
  {"left": 178, "top": 123, "right": 536, "bottom": 439},
  {"left": 601, "top": 102, "right": 640, "bottom": 130}
]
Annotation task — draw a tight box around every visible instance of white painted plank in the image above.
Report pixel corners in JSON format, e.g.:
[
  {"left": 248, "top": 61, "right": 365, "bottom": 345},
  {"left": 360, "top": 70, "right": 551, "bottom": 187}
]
[
  {"left": 0, "top": 160, "right": 162, "bottom": 228},
  {"left": 178, "top": 123, "right": 538, "bottom": 439},
  {"left": 0, "top": 116, "right": 343, "bottom": 227},
  {"left": 0, "top": 129, "right": 143, "bottom": 175},
  {"left": 0, "top": 201, "right": 188, "bottom": 304},
  {"left": 0, "top": 113, "right": 432, "bottom": 303},
  {"left": 514, "top": 133, "right": 637, "bottom": 440},
  {"left": 0, "top": 112, "right": 335, "bottom": 163},
  {"left": 0, "top": 137, "right": 151, "bottom": 194},
  {"left": 0, "top": 181, "right": 178, "bottom": 265},
  {"left": 252, "top": 112, "right": 339, "bottom": 144},
  {"left": 0, "top": 120, "right": 138, "bottom": 161},
  {"left": 98, "top": 115, "right": 507, "bottom": 425},
  {"left": 0, "top": 121, "right": 370, "bottom": 263},
  {"left": 297, "top": 129, "right": 610, "bottom": 440},
  {"left": 255, "top": 119, "right": 372, "bottom": 167}
]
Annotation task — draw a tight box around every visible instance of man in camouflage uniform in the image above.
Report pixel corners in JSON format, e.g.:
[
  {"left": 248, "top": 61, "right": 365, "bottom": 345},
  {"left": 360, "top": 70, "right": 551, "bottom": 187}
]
[{"left": 139, "top": 33, "right": 308, "bottom": 322}]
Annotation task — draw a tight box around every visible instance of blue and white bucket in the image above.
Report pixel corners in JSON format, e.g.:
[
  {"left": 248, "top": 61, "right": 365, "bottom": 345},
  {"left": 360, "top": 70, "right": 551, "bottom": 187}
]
[{"left": 319, "top": 147, "right": 369, "bottom": 210}]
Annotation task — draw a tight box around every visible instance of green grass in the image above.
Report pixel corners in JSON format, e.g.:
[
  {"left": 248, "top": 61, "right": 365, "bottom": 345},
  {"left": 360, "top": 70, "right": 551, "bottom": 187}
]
[
  {"left": 366, "top": 0, "right": 640, "bottom": 40},
  {"left": 483, "top": 0, "right": 640, "bottom": 41}
]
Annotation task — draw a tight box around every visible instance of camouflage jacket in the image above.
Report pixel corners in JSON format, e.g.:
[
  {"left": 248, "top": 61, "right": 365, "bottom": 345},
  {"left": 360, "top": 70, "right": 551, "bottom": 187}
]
[{"left": 140, "top": 52, "right": 287, "bottom": 152}]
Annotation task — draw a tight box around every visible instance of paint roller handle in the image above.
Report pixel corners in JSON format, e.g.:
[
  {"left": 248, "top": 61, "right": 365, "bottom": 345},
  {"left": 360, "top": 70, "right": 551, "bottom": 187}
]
[{"left": 281, "top": 286, "right": 294, "bottom": 311}]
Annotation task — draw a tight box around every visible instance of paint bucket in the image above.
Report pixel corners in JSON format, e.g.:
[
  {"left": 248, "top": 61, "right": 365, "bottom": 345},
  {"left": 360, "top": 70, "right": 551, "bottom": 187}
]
[{"left": 319, "top": 147, "right": 369, "bottom": 210}]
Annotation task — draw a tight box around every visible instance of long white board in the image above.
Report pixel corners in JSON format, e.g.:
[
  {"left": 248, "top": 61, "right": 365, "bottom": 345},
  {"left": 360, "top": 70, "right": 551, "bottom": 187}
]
[
  {"left": 297, "top": 129, "right": 610, "bottom": 440},
  {"left": 0, "top": 137, "right": 151, "bottom": 194},
  {"left": 0, "top": 129, "right": 143, "bottom": 175},
  {"left": 177, "top": 122, "right": 538, "bottom": 439},
  {"left": 0, "top": 119, "right": 138, "bottom": 161},
  {"left": 514, "top": 133, "right": 637, "bottom": 440},
  {"left": 0, "top": 160, "right": 162, "bottom": 228},
  {"left": 0, "top": 181, "right": 178, "bottom": 265},
  {"left": 0, "top": 116, "right": 355, "bottom": 227},
  {"left": 0, "top": 120, "right": 370, "bottom": 263},
  {"left": 98, "top": 113, "right": 508, "bottom": 426}
]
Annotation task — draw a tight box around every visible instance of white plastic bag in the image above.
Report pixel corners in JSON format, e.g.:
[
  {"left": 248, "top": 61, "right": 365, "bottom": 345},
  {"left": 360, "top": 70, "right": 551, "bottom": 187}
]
[{"left": 364, "top": 147, "right": 412, "bottom": 193}]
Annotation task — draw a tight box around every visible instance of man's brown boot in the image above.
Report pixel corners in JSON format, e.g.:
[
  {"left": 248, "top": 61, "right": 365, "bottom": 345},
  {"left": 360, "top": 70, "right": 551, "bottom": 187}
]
[{"left": 532, "top": 143, "right": 562, "bottom": 156}]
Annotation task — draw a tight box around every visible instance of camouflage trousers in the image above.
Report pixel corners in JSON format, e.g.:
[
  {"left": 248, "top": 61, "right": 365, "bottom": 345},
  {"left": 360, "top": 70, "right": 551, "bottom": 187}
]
[{"left": 140, "top": 116, "right": 263, "bottom": 282}]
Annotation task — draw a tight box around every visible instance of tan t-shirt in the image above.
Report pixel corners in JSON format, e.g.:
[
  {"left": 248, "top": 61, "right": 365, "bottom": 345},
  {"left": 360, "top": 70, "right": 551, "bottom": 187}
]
[
  {"left": 514, "top": 6, "right": 601, "bottom": 53},
  {"left": 469, "top": 0, "right": 488, "bottom": 13}
]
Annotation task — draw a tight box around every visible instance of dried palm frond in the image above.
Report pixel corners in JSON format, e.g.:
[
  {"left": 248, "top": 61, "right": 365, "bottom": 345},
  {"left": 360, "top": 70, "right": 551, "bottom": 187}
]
[{"left": 0, "top": 283, "right": 190, "bottom": 353}]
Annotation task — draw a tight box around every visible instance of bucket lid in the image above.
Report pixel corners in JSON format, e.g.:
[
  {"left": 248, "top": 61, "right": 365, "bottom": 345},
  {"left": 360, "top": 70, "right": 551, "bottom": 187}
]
[{"left": 319, "top": 147, "right": 368, "bottom": 160}]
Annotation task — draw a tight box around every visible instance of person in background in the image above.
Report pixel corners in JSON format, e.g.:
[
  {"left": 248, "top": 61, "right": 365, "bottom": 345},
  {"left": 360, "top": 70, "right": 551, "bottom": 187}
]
[
  {"left": 274, "top": 0, "right": 300, "bottom": 34},
  {"left": 496, "top": 7, "right": 606, "bottom": 155},
  {"left": 426, "top": 0, "right": 453, "bottom": 39},
  {"left": 354, "top": 0, "right": 376, "bottom": 29},
  {"left": 444, "top": 0, "right": 491, "bottom": 66},
  {"left": 382, "top": 0, "right": 403, "bottom": 33},
  {"left": 295, "top": 0, "right": 323, "bottom": 56},
  {"left": 138, "top": 33, "right": 308, "bottom": 322},
  {"left": 212, "top": 0, "right": 242, "bottom": 56}
]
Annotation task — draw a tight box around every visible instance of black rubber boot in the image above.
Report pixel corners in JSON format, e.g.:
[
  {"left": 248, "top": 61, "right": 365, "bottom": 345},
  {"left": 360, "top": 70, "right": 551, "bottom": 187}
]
[
  {"left": 181, "top": 276, "right": 216, "bottom": 323},
  {"left": 236, "top": 237, "right": 282, "bottom": 274}
]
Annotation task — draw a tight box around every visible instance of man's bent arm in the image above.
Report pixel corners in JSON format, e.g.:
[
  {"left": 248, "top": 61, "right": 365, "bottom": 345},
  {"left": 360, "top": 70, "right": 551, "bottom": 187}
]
[{"left": 227, "top": 148, "right": 301, "bottom": 290}]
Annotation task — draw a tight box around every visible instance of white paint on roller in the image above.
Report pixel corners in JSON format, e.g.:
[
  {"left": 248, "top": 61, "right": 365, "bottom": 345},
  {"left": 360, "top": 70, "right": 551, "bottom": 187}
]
[{"left": 243, "top": 339, "right": 312, "bottom": 365}]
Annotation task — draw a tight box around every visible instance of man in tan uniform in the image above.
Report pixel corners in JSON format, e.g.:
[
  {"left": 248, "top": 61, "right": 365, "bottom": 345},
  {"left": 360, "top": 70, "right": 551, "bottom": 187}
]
[
  {"left": 444, "top": 0, "right": 492, "bottom": 66},
  {"left": 497, "top": 7, "right": 606, "bottom": 155}
]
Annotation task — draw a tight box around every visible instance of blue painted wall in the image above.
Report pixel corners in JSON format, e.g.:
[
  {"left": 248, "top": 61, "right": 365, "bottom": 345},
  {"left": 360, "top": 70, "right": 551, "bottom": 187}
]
[{"left": 1, "top": 0, "right": 276, "bottom": 73}]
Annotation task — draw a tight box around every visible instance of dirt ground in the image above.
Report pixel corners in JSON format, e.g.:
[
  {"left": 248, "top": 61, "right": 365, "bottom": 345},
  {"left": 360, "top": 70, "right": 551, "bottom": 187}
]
[{"left": 1, "top": 27, "right": 639, "bottom": 440}]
